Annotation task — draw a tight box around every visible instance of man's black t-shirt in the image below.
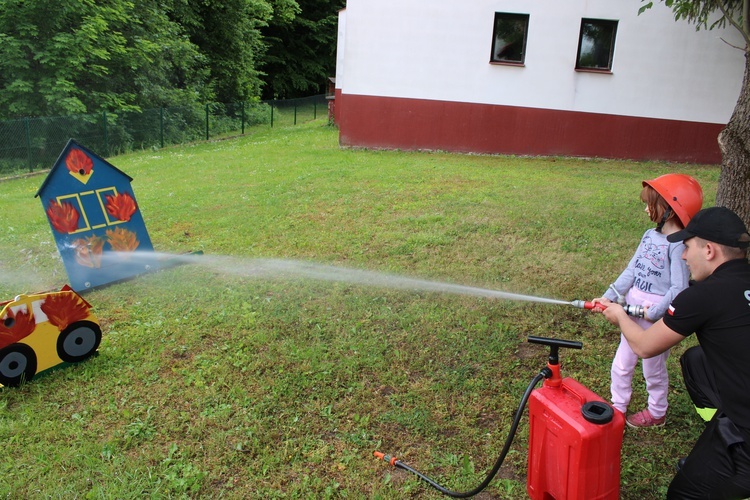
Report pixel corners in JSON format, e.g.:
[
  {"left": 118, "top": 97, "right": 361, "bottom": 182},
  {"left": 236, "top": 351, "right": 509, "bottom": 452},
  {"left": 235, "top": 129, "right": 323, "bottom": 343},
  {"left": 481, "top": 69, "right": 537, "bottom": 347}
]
[{"left": 663, "top": 259, "right": 750, "bottom": 440}]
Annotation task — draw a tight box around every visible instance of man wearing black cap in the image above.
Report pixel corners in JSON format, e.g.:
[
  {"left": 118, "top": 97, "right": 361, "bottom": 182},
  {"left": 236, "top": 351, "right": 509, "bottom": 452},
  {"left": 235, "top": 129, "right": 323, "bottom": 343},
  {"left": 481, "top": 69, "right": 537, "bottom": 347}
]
[{"left": 598, "top": 206, "right": 750, "bottom": 499}]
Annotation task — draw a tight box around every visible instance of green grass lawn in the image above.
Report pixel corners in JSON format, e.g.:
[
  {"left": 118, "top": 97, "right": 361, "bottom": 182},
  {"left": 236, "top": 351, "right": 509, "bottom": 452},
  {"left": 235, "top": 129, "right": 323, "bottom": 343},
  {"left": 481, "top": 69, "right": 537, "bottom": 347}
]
[{"left": 0, "top": 121, "right": 719, "bottom": 498}]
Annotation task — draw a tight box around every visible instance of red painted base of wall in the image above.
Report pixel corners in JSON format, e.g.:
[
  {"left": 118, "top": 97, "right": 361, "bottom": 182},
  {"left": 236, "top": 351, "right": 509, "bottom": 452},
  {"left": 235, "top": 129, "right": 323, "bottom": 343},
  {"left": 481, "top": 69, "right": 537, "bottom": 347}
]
[{"left": 335, "top": 92, "right": 724, "bottom": 164}]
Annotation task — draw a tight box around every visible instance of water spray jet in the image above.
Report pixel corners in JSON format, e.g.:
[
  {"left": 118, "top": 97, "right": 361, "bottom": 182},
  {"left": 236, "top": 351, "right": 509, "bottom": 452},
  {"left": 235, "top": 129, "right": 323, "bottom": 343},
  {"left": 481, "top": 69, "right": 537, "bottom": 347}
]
[{"left": 105, "top": 252, "right": 646, "bottom": 318}]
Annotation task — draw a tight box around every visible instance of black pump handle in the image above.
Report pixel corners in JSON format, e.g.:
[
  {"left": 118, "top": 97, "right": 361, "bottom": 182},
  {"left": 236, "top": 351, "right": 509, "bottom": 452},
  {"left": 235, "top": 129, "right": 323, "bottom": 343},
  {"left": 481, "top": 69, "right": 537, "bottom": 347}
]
[{"left": 527, "top": 336, "right": 583, "bottom": 365}]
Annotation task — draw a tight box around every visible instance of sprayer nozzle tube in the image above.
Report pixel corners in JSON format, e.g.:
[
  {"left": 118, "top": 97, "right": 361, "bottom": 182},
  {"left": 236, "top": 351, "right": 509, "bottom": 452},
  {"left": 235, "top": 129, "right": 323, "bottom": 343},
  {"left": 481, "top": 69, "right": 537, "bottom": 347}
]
[
  {"left": 570, "top": 299, "right": 645, "bottom": 318},
  {"left": 570, "top": 300, "right": 603, "bottom": 310}
]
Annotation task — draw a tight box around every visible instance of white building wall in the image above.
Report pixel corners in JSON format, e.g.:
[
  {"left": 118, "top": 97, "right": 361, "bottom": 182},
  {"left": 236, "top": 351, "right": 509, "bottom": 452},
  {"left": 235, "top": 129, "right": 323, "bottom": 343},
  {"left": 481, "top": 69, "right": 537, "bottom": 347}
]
[
  {"left": 336, "top": 0, "right": 744, "bottom": 124},
  {"left": 335, "top": 8, "right": 347, "bottom": 94}
]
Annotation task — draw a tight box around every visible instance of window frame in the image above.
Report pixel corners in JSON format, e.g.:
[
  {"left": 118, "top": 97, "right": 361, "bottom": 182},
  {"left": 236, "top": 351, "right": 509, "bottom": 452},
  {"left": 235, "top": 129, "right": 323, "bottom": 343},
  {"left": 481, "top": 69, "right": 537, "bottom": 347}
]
[
  {"left": 489, "top": 12, "right": 530, "bottom": 66},
  {"left": 575, "top": 18, "right": 618, "bottom": 73}
]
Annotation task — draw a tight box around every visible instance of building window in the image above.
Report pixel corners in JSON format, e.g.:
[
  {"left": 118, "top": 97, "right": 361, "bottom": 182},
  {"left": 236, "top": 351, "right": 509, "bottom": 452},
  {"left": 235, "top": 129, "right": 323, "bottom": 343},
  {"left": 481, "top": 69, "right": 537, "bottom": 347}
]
[
  {"left": 490, "top": 13, "right": 529, "bottom": 65},
  {"left": 576, "top": 19, "right": 618, "bottom": 71}
]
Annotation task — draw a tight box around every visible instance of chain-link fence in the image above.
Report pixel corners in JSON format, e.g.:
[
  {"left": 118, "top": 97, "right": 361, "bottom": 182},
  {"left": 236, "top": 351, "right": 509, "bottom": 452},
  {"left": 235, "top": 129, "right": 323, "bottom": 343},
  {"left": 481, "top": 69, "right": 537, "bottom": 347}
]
[{"left": 0, "top": 94, "right": 329, "bottom": 177}]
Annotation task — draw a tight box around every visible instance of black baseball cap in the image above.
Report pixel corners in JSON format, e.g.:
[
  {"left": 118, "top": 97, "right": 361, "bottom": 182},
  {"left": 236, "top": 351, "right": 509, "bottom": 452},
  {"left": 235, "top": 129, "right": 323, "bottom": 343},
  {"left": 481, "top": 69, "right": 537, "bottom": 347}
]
[{"left": 667, "top": 206, "right": 750, "bottom": 248}]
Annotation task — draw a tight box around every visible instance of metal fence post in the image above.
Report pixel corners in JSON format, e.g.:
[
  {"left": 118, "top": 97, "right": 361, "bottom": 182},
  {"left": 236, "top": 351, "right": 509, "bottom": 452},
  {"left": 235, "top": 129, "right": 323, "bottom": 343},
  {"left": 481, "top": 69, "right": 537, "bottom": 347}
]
[
  {"left": 24, "top": 117, "right": 32, "bottom": 172},
  {"left": 270, "top": 102, "right": 274, "bottom": 128},
  {"left": 314, "top": 101, "right": 317, "bottom": 120},
  {"left": 205, "top": 103, "right": 209, "bottom": 141},
  {"left": 241, "top": 101, "right": 245, "bottom": 135},
  {"left": 160, "top": 107, "right": 164, "bottom": 149},
  {"left": 103, "top": 111, "right": 109, "bottom": 155},
  {"left": 294, "top": 103, "right": 297, "bottom": 125}
]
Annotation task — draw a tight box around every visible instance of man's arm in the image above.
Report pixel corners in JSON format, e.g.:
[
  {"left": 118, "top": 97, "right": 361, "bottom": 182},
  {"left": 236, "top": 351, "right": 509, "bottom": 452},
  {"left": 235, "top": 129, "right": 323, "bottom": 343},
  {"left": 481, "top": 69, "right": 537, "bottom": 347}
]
[{"left": 601, "top": 302, "right": 686, "bottom": 358}]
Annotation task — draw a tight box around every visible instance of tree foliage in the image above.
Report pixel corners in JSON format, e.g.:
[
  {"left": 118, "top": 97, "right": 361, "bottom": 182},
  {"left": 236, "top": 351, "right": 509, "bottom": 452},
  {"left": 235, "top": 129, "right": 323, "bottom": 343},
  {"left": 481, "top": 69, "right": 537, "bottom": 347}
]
[
  {"left": 175, "top": 0, "right": 294, "bottom": 104},
  {"left": 641, "top": 0, "right": 750, "bottom": 226},
  {"left": 640, "top": 0, "right": 749, "bottom": 43},
  {"left": 260, "top": 0, "right": 345, "bottom": 99},
  {"left": 0, "top": 0, "right": 343, "bottom": 118},
  {"left": 0, "top": 0, "right": 210, "bottom": 118}
]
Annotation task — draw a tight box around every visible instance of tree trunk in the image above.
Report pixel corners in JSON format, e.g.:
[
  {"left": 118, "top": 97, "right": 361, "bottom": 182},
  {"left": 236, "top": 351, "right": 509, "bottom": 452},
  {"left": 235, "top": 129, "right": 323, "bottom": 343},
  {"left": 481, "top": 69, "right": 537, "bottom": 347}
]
[{"left": 717, "top": 50, "right": 750, "bottom": 228}]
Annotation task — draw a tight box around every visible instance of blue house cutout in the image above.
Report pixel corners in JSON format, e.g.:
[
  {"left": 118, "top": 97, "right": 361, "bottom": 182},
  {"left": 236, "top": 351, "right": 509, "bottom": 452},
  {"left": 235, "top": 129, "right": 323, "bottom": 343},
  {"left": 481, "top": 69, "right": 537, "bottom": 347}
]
[{"left": 36, "top": 139, "right": 155, "bottom": 292}]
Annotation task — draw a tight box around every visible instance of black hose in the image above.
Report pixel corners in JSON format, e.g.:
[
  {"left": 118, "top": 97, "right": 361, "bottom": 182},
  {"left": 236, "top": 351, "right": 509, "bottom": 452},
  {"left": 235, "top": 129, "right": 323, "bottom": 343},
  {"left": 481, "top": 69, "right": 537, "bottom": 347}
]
[{"left": 389, "top": 369, "right": 548, "bottom": 498}]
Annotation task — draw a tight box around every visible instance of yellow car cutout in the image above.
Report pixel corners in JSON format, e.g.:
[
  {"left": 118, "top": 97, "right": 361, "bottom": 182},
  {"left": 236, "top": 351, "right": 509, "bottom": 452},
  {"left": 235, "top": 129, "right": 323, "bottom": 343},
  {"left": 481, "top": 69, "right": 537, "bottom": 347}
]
[{"left": 0, "top": 285, "right": 101, "bottom": 387}]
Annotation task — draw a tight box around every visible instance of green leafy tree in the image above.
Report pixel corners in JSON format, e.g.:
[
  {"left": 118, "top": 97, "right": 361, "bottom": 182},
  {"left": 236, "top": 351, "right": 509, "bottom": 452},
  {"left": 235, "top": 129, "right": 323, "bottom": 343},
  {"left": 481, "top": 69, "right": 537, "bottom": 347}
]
[
  {"left": 121, "top": 1, "right": 212, "bottom": 109},
  {"left": 175, "top": 0, "right": 293, "bottom": 103},
  {"left": 640, "top": 0, "right": 750, "bottom": 225},
  {"left": 260, "top": 0, "right": 345, "bottom": 99},
  {"left": 0, "top": 0, "right": 209, "bottom": 118}
]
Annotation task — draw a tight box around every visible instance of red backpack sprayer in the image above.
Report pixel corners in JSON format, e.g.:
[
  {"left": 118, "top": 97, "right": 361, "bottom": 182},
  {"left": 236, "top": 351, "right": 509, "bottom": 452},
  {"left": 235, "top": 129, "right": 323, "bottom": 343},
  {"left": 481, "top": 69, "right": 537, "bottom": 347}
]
[{"left": 374, "top": 301, "right": 632, "bottom": 499}]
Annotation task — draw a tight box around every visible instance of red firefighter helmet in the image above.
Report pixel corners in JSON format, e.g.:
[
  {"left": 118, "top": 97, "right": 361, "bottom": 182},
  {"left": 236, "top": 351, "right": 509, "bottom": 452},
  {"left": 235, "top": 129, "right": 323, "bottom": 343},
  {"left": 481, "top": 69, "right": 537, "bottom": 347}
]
[{"left": 642, "top": 174, "right": 703, "bottom": 227}]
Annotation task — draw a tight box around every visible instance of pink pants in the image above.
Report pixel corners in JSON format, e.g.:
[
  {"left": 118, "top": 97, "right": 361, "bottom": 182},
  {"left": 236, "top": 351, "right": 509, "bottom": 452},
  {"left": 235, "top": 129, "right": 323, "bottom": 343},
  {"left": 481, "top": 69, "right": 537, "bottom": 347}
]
[{"left": 610, "top": 288, "right": 669, "bottom": 418}]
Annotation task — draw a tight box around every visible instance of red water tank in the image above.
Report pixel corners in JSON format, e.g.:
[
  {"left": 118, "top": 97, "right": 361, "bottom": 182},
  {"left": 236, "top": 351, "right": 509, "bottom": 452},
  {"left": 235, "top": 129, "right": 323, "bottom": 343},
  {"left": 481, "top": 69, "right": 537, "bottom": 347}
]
[{"left": 527, "top": 375, "right": 625, "bottom": 499}]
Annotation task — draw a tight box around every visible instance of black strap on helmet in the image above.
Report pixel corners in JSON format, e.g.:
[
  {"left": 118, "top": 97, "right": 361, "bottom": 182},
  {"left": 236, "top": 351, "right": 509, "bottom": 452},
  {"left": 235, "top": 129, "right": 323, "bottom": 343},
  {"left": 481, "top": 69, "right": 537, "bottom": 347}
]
[{"left": 657, "top": 207, "right": 673, "bottom": 233}]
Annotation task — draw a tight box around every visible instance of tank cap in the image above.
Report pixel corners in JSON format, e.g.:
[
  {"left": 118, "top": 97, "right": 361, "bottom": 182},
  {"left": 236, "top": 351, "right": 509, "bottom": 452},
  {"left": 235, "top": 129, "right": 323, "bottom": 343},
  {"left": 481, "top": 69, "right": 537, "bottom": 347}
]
[{"left": 581, "top": 401, "right": 614, "bottom": 424}]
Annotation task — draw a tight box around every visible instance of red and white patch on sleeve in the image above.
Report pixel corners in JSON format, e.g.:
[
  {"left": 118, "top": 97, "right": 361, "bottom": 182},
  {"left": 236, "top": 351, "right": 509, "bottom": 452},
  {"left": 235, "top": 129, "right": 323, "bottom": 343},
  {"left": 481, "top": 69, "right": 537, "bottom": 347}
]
[{"left": 668, "top": 305, "right": 676, "bottom": 316}]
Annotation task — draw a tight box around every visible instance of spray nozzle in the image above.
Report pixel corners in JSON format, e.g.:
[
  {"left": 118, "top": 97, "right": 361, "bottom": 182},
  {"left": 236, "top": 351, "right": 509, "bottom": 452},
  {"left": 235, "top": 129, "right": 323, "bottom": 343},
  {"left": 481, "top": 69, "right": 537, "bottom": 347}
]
[{"left": 570, "top": 299, "right": 645, "bottom": 318}]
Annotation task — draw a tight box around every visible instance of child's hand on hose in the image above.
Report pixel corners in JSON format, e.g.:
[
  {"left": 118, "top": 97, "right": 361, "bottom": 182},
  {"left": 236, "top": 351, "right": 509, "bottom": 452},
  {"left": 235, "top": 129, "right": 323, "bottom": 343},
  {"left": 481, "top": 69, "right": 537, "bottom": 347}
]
[{"left": 589, "top": 297, "right": 609, "bottom": 312}]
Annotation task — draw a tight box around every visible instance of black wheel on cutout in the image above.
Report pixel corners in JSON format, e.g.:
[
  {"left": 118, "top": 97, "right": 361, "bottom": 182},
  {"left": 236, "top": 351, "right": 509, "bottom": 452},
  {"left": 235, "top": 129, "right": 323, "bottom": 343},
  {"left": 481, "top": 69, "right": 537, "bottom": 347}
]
[
  {"left": 0, "top": 343, "right": 37, "bottom": 387},
  {"left": 57, "top": 320, "right": 102, "bottom": 363}
]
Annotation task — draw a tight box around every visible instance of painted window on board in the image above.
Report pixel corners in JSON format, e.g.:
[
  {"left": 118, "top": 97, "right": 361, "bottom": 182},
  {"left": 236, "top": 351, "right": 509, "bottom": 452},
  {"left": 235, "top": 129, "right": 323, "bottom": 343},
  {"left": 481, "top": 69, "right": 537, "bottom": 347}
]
[
  {"left": 576, "top": 18, "right": 618, "bottom": 71},
  {"left": 490, "top": 13, "right": 530, "bottom": 65}
]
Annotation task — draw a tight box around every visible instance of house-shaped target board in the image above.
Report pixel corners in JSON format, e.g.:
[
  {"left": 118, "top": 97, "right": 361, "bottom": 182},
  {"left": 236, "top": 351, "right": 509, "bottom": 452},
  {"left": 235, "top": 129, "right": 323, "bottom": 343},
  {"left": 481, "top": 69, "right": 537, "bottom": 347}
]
[{"left": 36, "top": 139, "right": 155, "bottom": 292}]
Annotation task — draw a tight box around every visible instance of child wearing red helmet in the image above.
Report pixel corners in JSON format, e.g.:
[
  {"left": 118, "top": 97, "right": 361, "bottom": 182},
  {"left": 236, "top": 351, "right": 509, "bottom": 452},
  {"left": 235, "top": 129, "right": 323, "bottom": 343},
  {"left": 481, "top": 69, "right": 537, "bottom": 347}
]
[{"left": 592, "top": 174, "right": 703, "bottom": 428}]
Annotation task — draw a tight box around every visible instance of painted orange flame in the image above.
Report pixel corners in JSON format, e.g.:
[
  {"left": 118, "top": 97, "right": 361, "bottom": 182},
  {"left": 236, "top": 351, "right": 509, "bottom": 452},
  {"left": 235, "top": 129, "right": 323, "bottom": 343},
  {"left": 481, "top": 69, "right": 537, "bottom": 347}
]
[
  {"left": 0, "top": 308, "right": 35, "bottom": 349},
  {"left": 41, "top": 292, "right": 90, "bottom": 332},
  {"left": 47, "top": 200, "right": 80, "bottom": 233},
  {"left": 106, "top": 227, "right": 140, "bottom": 252},
  {"left": 65, "top": 148, "right": 93, "bottom": 176},
  {"left": 73, "top": 235, "right": 105, "bottom": 268},
  {"left": 105, "top": 192, "right": 137, "bottom": 222}
]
